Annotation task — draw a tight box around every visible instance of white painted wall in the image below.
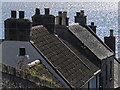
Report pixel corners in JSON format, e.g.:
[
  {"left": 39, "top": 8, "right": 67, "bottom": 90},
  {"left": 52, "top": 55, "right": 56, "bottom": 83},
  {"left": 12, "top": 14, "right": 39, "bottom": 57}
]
[
  {"left": 0, "top": 41, "right": 70, "bottom": 88},
  {"left": 119, "top": 63, "right": 120, "bottom": 86},
  {"left": 114, "top": 59, "right": 120, "bottom": 88},
  {"left": 1, "top": 41, "right": 42, "bottom": 68}
]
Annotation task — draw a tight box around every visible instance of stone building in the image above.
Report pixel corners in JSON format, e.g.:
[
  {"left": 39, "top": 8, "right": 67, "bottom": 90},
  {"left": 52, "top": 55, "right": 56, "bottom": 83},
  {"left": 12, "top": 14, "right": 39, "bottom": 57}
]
[
  {"left": 55, "top": 10, "right": 120, "bottom": 88},
  {"left": 0, "top": 8, "right": 120, "bottom": 89}
]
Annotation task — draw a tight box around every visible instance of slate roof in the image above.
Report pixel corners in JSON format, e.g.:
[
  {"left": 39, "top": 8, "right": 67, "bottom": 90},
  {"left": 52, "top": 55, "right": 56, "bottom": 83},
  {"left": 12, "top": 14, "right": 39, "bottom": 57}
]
[
  {"left": 30, "top": 25, "right": 100, "bottom": 88},
  {"left": 61, "top": 38, "right": 100, "bottom": 71},
  {"left": 68, "top": 25, "right": 114, "bottom": 60},
  {"left": 26, "top": 62, "right": 65, "bottom": 87}
]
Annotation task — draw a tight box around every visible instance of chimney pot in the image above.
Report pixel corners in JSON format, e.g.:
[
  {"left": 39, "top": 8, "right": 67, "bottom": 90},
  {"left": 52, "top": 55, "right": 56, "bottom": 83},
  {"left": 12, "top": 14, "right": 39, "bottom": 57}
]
[
  {"left": 45, "top": 8, "right": 49, "bottom": 15},
  {"left": 80, "top": 10, "right": 84, "bottom": 16},
  {"left": 19, "top": 11, "right": 24, "bottom": 18},
  {"left": 110, "top": 29, "right": 114, "bottom": 37},
  {"left": 58, "top": 11, "right": 62, "bottom": 17},
  {"left": 76, "top": 12, "right": 80, "bottom": 16},
  {"left": 91, "top": 22, "right": 94, "bottom": 26},
  {"left": 62, "top": 11, "right": 67, "bottom": 17},
  {"left": 35, "top": 8, "right": 40, "bottom": 15},
  {"left": 11, "top": 10, "right": 16, "bottom": 18}
]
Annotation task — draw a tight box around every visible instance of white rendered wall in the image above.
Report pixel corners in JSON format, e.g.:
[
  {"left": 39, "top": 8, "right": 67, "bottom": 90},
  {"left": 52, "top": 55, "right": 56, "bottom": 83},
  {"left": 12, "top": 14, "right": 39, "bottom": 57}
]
[
  {"left": 114, "top": 59, "right": 120, "bottom": 88},
  {"left": 1, "top": 41, "right": 42, "bottom": 68}
]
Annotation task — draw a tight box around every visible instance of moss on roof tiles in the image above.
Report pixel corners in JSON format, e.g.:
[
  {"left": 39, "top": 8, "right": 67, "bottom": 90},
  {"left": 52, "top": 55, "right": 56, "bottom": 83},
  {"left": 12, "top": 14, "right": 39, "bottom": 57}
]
[{"left": 30, "top": 25, "right": 100, "bottom": 88}]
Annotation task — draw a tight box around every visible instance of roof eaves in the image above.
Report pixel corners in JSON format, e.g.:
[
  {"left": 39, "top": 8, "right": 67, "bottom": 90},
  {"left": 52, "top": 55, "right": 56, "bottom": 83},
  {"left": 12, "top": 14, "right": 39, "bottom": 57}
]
[
  {"left": 30, "top": 40, "right": 73, "bottom": 88},
  {"left": 86, "top": 25, "right": 114, "bottom": 53},
  {"left": 80, "top": 69, "right": 101, "bottom": 88}
]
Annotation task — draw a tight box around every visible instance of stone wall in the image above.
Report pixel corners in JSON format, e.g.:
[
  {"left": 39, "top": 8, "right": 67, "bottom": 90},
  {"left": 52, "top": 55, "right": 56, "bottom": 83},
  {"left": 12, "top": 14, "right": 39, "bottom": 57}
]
[
  {"left": 2, "top": 63, "right": 57, "bottom": 89},
  {"left": 101, "top": 56, "right": 114, "bottom": 88}
]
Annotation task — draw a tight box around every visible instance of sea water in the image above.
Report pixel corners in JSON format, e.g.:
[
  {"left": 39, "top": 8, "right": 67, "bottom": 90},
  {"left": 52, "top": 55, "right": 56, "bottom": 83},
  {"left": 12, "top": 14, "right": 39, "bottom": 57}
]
[{"left": 1, "top": 2, "right": 118, "bottom": 57}]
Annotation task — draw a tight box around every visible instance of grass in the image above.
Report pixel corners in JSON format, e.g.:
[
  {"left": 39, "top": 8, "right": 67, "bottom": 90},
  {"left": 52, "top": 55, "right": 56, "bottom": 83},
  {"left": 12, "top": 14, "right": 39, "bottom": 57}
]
[{"left": 25, "top": 64, "right": 57, "bottom": 87}]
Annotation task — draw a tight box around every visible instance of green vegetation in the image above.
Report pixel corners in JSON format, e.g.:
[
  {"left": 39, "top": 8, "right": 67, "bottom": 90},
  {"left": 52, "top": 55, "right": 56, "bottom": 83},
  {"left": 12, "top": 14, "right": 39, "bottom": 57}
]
[{"left": 25, "top": 64, "right": 57, "bottom": 86}]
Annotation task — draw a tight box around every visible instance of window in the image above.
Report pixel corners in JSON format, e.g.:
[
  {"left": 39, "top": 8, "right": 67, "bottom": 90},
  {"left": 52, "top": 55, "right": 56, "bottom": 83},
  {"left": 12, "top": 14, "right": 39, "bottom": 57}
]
[
  {"left": 110, "top": 61, "right": 112, "bottom": 79},
  {"left": 99, "top": 73, "right": 101, "bottom": 89},
  {"left": 106, "top": 65, "right": 108, "bottom": 85},
  {"left": 99, "top": 73, "right": 103, "bottom": 90},
  {"left": 96, "top": 75, "right": 98, "bottom": 89},
  {"left": 88, "top": 82, "right": 90, "bottom": 90},
  {"left": 19, "top": 48, "right": 25, "bottom": 56}
]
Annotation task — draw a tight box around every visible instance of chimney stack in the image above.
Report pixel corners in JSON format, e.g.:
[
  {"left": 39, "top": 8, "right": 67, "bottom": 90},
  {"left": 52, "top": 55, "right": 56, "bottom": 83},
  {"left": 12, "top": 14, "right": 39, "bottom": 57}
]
[
  {"left": 88, "top": 22, "right": 97, "bottom": 33},
  {"left": 110, "top": 29, "right": 113, "bottom": 37},
  {"left": 104, "top": 30, "right": 116, "bottom": 54},
  {"left": 32, "top": 8, "right": 55, "bottom": 34},
  {"left": 19, "top": 11, "right": 24, "bottom": 18},
  {"left": 75, "top": 10, "right": 87, "bottom": 27},
  {"left": 11, "top": 10, "right": 16, "bottom": 18},
  {"left": 35, "top": 8, "right": 40, "bottom": 15},
  {"left": 56, "top": 11, "right": 69, "bottom": 26},
  {"left": 5, "top": 10, "right": 31, "bottom": 41},
  {"left": 45, "top": 8, "right": 49, "bottom": 15}
]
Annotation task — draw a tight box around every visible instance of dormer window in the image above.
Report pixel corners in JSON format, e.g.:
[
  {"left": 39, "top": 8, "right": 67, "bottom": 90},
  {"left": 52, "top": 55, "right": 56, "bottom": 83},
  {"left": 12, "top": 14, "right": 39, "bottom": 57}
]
[{"left": 19, "top": 48, "right": 25, "bottom": 56}]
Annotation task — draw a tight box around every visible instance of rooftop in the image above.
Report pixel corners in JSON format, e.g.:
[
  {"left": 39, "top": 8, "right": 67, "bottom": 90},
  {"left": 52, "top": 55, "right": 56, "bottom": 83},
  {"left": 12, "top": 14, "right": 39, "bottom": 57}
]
[
  {"left": 30, "top": 25, "right": 100, "bottom": 88},
  {"left": 68, "top": 25, "right": 114, "bottom": 60},
  {"left": 25, "top": 61, "right": 65, "bottom": 87}
]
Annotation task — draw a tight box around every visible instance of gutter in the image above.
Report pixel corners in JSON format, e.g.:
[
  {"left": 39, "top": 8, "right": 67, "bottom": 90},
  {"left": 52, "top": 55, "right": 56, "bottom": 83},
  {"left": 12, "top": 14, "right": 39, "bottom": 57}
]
[{"left": 80, "top": 69, "right": 101, "bottom": 88}]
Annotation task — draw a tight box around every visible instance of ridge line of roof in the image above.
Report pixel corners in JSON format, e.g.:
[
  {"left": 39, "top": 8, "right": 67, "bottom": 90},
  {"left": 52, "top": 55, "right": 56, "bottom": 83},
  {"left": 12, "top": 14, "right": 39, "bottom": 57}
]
[
  {"left": 55, "top": 35, "right": 91, "bottom": 70},
  {"left": 30, "top": 26, "right": 101, "bottom": 88},
  {"left": 68, "top": 25, "right": 113, "bottom": 60},
  {"left": 86, "top": 25, "right": 114, "bottom": 53}
]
